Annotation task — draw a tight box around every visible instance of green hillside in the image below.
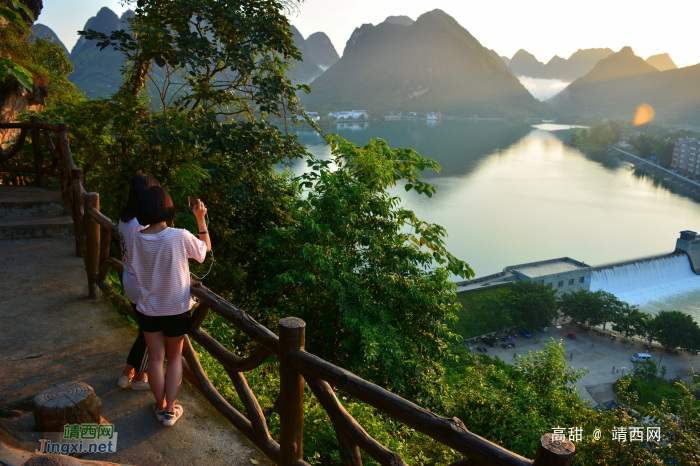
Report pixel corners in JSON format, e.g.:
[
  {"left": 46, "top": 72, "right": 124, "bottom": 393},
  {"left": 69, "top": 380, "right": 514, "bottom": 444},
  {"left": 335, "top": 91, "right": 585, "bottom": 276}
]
[{"left": 303, "top": 10, "right": 545, "bottom": 117}]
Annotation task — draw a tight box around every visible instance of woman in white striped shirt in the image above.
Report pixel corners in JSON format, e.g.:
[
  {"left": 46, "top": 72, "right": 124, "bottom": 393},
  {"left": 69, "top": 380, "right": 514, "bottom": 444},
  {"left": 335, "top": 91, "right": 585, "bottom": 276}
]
[{"left": 130, "top": 186, "right": 211, "bottom": 426}]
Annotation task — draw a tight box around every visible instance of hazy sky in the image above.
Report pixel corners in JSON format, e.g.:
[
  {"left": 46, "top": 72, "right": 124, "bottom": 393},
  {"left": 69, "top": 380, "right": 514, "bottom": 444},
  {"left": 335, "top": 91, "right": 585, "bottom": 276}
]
[{"left": 41, "top": 0, "right": 700, "bottom": 68}]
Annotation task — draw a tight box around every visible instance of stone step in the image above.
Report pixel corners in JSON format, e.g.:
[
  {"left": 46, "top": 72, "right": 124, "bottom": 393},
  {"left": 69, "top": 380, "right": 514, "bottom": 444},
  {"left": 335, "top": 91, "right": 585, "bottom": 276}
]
[
  {"left": 0, "top": 215, "right": 74, "bottom": 240},
  {"left": 0, "top": 186, "right": 69, "bottom": 217}
]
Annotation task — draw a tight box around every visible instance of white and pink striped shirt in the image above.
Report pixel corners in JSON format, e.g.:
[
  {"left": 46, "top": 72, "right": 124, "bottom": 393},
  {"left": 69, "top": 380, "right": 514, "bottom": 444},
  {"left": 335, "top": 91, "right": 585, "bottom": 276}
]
[{"left": 129, "top": 227, "right": 207, "bottom": 316}]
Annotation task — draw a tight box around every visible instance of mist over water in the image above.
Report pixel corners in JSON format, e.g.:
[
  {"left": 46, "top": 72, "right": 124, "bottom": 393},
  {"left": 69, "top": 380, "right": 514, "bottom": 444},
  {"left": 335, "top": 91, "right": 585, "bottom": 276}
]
[
  {"left": 517, "top": 76, "right": 570, "bottom": 101},
  {"left": 293, "top": 120, "right": 700, "bottom": 319}
]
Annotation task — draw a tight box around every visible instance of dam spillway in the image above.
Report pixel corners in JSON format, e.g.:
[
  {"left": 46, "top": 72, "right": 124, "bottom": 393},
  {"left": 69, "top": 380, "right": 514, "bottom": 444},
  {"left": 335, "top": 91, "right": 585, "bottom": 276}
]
[{"left": 590, "top": 253, "right": 700, "bottom": 307}]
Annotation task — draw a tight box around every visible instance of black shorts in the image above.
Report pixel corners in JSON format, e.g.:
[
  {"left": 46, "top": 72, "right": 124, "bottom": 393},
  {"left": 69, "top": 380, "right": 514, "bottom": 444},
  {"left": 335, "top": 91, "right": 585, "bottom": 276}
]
[{"left": 135, "top": 309, "right": 192, "bottom": 338}]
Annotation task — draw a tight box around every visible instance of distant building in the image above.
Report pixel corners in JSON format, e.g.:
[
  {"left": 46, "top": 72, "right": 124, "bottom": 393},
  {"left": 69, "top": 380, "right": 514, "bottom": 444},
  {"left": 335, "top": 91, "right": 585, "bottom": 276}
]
[
  {"left": 307, "top": 112, "right": 320, "bottom": 122},
  {"left": 384, "top": 115, "right": 401, "bottom": 120},
  {"left": 426, "top": 112, "right": 442, "bottom": 120},
  {"left": 328, "top": 110, "right": 368, "bottom": 120},
  {"left": 672, "top": 138, "right": 699, "bottom": 176}
]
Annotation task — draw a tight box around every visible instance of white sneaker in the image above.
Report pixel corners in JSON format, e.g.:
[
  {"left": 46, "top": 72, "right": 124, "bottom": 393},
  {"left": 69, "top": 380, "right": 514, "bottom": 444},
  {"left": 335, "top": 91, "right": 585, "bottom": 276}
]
[
  {"left": 152, "top": 401, "right": 165, "bottom": 422},
  {"left": 131, "top": 376, "right": 150, "bottom": 391},
  {"left": 163, "top": 405, "right": 183, "bottom": 426},
  {"left": 117, "top": 375, "right": 132, "bottom": 388}
]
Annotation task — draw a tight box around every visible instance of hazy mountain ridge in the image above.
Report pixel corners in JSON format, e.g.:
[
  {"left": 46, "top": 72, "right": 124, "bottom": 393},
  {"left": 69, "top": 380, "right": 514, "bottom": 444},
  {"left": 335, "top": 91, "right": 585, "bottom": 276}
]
[
  {"left": 645, "top": 53, "right": 677, "bottom": 71},
  {"left": 305, "top": 32, "right": 339, "bottom": 68},
  {"left": 571, "top": 46, "right": 658, "bottom": 85},
  {"left": 548, "top": 47, "right": 699, "bottom": 123},
  {"left": 304, "top": 10, "right": 544, "bottom": 117},
  {"left": 289, "top": 26, "right": 324, "bottom": 83},
  {"left": 68, "top": 7, "right": 129, "bottom": 98},
  {"left": 509, "top": 48, "right": 614, "bottom": 81}
]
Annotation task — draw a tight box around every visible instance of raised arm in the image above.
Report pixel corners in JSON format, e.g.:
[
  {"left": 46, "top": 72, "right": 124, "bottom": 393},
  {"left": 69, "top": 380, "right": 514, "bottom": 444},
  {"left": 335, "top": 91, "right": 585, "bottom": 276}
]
[{"left": 192, "top": 199, "right": 212, "bottom": 252}]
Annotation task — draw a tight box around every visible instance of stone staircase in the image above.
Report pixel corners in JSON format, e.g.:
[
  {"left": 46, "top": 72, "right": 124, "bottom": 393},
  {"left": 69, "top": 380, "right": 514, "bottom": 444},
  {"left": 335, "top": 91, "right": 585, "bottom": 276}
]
[{"left": 0, "top": 186, "right": 74, "bottom": 240}]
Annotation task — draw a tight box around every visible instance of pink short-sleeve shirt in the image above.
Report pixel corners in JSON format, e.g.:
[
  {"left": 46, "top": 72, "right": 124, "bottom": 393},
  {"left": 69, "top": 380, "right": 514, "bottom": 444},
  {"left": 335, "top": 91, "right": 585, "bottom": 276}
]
[{"left": 130, "top": 227, "right": 207, "bottom": 316}]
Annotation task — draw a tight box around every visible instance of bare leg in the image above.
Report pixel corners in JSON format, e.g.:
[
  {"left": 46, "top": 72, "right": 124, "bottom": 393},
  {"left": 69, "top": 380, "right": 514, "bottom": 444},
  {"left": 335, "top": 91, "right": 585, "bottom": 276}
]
[
  {"left": 144, "top": 331, "right": 167, "bottom": 410},
  {"left": 121, "top": 365, "right": 134, "bottom": 377},
  {"left": 164, "top": 335, "right": 185, "bottom": 412}
]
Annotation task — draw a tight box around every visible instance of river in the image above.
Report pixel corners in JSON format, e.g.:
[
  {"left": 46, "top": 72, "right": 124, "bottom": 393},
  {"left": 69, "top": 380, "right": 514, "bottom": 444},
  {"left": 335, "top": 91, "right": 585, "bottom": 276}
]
[{"left": 292, "top": 120, "right": 700, "bottom": 317}]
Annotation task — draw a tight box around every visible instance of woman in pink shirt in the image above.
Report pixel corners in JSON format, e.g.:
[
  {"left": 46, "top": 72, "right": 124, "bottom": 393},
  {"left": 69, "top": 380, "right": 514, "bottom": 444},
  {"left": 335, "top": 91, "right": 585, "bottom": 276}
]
[{"left": 130, "top": 186, "right": 211, "bottom": 426}]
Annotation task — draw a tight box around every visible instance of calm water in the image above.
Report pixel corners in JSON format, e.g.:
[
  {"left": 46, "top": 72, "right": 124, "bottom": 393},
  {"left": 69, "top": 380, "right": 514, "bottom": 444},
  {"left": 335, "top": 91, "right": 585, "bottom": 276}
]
[{"left": 292, "top": 120, "right": 700, "bottom": 317}]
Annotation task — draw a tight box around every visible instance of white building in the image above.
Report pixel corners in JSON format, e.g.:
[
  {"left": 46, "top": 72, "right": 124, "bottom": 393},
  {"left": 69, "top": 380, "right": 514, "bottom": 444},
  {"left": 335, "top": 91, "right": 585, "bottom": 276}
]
[
  {"left": 426, "top": 112, "right": 442, "bottom": 120},
  {"left": 307, "top": 112, "right": 320, "bottom": 122},
  {"left": 328, "top": 110, "right": 368, "bottom": 120}
]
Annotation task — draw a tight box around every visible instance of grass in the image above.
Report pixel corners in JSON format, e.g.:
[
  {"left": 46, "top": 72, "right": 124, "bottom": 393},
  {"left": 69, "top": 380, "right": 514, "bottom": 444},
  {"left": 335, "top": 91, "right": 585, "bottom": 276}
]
[
  {"left": 452, "top": 287, "right": 508, "bottom": 340},
  {"left": 571, "top": 138, "right": 608, "bottom": 152},
  {"left": 626, "top": 377, "right": 700, "bottom": 407}
]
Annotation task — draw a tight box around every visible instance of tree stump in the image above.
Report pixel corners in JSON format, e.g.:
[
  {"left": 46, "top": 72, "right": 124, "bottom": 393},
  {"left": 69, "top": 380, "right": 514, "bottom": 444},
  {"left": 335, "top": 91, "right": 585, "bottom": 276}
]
[{"left": 32, "top": 382, "right": 102, "bottom": 433}]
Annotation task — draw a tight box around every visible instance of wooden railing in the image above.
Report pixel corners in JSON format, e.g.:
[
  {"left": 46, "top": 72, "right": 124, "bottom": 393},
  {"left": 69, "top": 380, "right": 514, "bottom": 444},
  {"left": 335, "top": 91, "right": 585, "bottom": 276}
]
[{"left": 0, "top": 119, "right": 576, "bottom": 466}]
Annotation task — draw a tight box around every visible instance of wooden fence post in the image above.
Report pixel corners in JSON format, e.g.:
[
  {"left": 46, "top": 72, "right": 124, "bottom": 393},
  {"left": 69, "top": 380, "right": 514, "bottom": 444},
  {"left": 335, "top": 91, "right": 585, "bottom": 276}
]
[
  {"left": 279, "top": 317, "right": 305, "bottom": 466},
  {"left": 99, "top": 225, "right": 111, "bottom": 268},
  {"left": 84, "top": 192, "right": 100, "bottom": 298},
  {"left": 71, "top": 167, "right": 84, "bottom": 257},
  {"left": 533, "top": 433, "right": 575, "bottom": 466},
  {"left": 30, "top": 116, "right": 42, "bottom": 187}
]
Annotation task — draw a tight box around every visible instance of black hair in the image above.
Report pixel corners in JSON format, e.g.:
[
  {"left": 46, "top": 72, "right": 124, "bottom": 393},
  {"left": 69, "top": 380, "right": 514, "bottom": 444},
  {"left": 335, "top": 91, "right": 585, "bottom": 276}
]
[
  {"left": 119, "top": 174, "right": 160, "bottom": 223},
  {"left": 136, "top": 186, "right": 176, "bottom": 226}
]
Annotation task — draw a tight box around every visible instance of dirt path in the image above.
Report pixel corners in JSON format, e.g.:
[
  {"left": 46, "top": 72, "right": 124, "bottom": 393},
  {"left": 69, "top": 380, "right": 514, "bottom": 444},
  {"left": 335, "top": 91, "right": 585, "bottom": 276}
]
[{"left": 0, "top": 237, "right": 273, "bottom": 466}]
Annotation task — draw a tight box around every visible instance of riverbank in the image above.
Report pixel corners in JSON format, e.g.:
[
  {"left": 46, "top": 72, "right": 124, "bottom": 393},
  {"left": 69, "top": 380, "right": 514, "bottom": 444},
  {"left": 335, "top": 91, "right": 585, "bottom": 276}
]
[{"left": 613, "top": 147, "right": 700, "bottom": 198}]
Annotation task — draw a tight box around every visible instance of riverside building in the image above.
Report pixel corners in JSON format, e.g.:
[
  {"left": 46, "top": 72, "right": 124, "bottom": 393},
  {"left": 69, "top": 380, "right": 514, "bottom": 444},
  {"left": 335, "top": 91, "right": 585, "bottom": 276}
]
[{"left": 671, "top": 137, "right": 699, "bottom": 176}]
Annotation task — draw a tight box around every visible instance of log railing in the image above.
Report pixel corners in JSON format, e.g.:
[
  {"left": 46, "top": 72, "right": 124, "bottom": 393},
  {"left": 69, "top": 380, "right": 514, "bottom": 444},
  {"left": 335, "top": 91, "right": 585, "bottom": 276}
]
[{"left": 0, "top": 120, "right": 576, "bottom": 466}]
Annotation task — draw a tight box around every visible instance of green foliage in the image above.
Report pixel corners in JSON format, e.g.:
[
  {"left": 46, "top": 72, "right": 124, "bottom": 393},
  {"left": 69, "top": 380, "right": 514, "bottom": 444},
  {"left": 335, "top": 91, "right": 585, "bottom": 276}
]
[
  {"left": 449, "top": 341, "right": 589, "bottom": 458},
  {"left": 654, "top": 310, "right": 700, "bottom": 352},
  {"left": 453, "top": 287, "right": 508, "bottom": 338},
  {"left": 0, "top": 0, "right": 35, "bottom": 90},
  {"left": 559, "top": 289, "right": 625, "bottom": 332},
  {"left": 629, "top": 133, "right": 656, "bottom": 159},
  {"left": 261, "top": 136, "right": 473, "bottom": 403}
]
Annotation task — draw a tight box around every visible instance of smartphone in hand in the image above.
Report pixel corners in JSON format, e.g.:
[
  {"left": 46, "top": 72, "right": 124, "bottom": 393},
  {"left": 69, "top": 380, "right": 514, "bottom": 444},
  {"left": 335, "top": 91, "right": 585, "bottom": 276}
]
[{"left": 188, "top": 195, "right": 197, "bottom": 210}]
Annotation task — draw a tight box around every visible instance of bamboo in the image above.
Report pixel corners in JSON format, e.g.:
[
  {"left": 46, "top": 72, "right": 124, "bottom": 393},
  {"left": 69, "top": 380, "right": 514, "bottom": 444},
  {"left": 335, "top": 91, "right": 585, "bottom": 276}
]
[
  {"left": 279, "top": 317, "right": 306, "bottom": 466},
  {"left": 29, "top": 116, "right": 42, "bottom": 187},
  {"left": 83, "top": 193, "right": 100, "bottom": 298}
]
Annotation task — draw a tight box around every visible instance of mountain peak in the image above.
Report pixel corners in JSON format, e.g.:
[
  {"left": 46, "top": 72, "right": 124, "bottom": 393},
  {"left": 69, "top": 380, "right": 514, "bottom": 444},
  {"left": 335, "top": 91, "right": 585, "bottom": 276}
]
[
  {"left": 383, "top": 15, "right": 413, "bottom": 26},
  {"left": 571, "top": 46, "right": 658, "bottom": 86},
  {"left": 646, "top": 53, "right": 678, "bottom": 71},
  {"left": 305, "top": 32, "right": 339, "bottom": 68}
]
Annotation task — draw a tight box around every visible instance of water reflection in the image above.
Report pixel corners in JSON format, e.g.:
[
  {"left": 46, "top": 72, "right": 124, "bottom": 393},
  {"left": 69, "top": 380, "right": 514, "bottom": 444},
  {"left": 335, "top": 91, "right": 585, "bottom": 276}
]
[{"left": 291, "top": 120, "right": 700, "bottom": 316}]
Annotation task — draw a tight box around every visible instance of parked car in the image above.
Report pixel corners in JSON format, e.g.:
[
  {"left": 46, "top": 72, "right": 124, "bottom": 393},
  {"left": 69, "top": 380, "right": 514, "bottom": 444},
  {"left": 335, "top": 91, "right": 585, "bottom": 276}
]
[
  {"left": 481, "top": 337, "right": 498, "bottom": 347},
  {"left": 631, "top": 353, "right": 652, "bottom": 363},
  {"left": 517, "top": 327, "right": 532, "bottom": 338}
]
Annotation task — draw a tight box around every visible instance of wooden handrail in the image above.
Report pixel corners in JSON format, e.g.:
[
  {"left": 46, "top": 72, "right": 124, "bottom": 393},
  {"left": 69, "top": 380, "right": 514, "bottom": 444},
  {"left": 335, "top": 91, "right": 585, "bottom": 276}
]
[{"left": 3, "top": 118, "right": 576, "bottom": 466}]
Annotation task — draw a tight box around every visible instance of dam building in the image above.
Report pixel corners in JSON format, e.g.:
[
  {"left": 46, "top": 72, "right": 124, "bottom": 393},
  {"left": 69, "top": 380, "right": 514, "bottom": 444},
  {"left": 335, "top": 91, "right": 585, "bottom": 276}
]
[
  {"left": 456, "top": 258, "right": 591, "bottom": 295},
  {"left": 456, "top": 230, "right": 700, "bottom": 299}
]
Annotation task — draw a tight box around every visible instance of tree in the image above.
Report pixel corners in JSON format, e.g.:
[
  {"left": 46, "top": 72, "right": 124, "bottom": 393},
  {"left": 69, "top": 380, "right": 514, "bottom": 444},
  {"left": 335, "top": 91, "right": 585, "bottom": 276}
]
[
  {"left": 501, "top": 281, "right": 557, "bottom": 330},
  {"left": 608, "top": 119, "right": 623, "bottom": 144},
  {"left": 580, "top": 128, "right": 589, "bottom": 139},
  {"left": 654, "top": 310, "right": 700, "bottom": 352},
  {"left": 635, "top": 313, "right": 659, "bottom": 348},
  {"left": 558, "top": 288, "right": 600, "bottom": 325},
  {"left": 629, "top": 133, "right": 656, "bottom": 159},
  {"left": 590, "top": 123, "right": 614, "bottom": 146},
  {"left": 261, "top": 136, "right": 473, "bottom": 403},
  {"left": 0, "top": 0, "right": 35, "bottom": 90},
  {"left": 591, "top": 291, "right": 625, "bottom": 333},
  {"left": 653, "top": 138, "right": 676, "bottom": 169},
  {"left": 612, "top": 303, "right": 644, "bottom": 339}
]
